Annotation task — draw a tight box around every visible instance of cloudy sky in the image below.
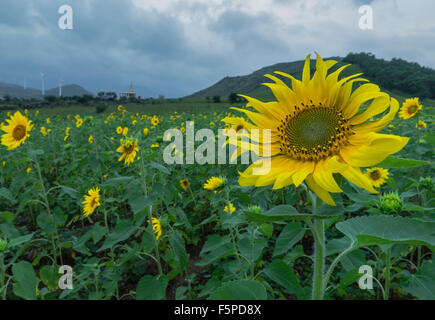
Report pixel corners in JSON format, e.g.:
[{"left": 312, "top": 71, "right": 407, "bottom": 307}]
[{"left": 0, "top": 0, "right": 434, "bottom": 97}]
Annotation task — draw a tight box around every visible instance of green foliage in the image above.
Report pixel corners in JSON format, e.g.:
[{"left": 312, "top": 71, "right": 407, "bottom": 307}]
[{"left": 343, "top": 52, "right": 435, "bottom": 99}]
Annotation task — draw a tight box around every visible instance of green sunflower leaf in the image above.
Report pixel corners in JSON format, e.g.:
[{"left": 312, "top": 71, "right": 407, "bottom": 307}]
[
  {"left": 376, "top": 156, "right": 432, "bottom": 169},
  {"left": 244, "top": 204, "right": 344, "bottom": 223},
  {"left": 402, "top": 259, "right": 435, "bottom": 300},
  {"left": 208, "top": 279, "right": 267, "bottom": 300},
  {"left": 336, "top": 215, "right": 435, "bottom": 250},
  {"left": 12, "top": 261, "right": 38, "bottom": 300}
]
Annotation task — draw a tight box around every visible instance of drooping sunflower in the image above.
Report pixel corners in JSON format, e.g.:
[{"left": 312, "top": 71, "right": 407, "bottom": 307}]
[
  {"left": 180, "top": 178, "right": 190, "bottom": 190},
  {"left": 82, "top": 187, "right": 101, "bottom": 217},
  {"left": 399, "top": 98, "right": 422, "bottom": 119},
  {"left": 225, "top": 53, "right": 409, "bottom": 205},
  {"left": 1, "top": 111, "right": 33, "bottom": 150},
  {"left": 365, "top": 167, "right": 389, "bottom": 188},
  {"left": 147, "top": 217, "right": 162, "bottom": 240},
  {"left": 116, "top": 137, "right": 139, "bottom": 166},
  {"left": 203, "top": 176, "right": 225, "bottom": 193}
]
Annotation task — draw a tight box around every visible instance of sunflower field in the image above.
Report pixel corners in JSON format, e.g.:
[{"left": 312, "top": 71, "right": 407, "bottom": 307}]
[{"left": 0, "top": 55, "right": 434, "bottom": 301}]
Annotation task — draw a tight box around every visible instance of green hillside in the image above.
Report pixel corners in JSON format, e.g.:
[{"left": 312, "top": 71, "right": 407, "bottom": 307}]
[{"left": 188, "top": 53, "right": 435, "bottom": 105}]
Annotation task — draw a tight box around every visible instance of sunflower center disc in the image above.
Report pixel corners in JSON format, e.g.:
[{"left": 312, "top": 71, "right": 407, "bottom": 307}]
[
  {"left": 124, "top": 143, "right": 134, "bottom": 154},
  {"left": 285, "top": 108, "right": 338, "bottom": 151},
  {"left": 370, "top": 170, "right": 381, "bottom": 180},
  {"left": 278, "top": 106, "right": 350, "bottom": 161},
  {"left": 12, "top": 125, "right": 26, "bottom": 140},
  {"left": 408, "top": 105, "right": 417, "bottom": 114}
]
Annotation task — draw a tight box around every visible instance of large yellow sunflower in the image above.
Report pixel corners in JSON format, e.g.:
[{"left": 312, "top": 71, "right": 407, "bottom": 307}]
[
  {"left": 82, "top": 187, "right": 101, "bottom": 217},
  {"left": 1, "top": 111, "right": 33, "bottom": 150},
  {"left": 116, "top": 137, "right": 139, "bottom": 166},
  {"left": 225, "top": 53, "right": 409, "bottom": 206},
  {"left": 399, "top": 98, "right": 422, "bottom": 119}
]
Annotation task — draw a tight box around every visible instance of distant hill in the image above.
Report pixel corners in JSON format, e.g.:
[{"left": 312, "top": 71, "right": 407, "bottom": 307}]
[
  {"left": 0, "top": 83, "right": 93, "bottom": 99},
  {"left": 188, "top": 53, "right": 435, "bottom": 100}
]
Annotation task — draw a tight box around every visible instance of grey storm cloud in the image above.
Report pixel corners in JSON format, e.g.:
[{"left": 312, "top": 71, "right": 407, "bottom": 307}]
[{"left": 0, "top": 0, "right": 434, "bottom": 97}]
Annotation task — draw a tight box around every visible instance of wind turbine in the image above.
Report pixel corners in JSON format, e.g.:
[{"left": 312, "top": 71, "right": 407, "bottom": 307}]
[
  {"left": 40, "top": 73, "right": 47, "bottom": 96},
  {"left": 59, "top": 79, "right": 64, "bottom": 97}
]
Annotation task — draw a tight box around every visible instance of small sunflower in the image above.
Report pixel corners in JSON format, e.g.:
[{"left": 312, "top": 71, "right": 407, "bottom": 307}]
[
  {"left": 147, "top": 217, "right": 162, "bottom": 240},
  {"left": 151, "top": 116, "right": 159, "bottom": 126},
  {"left": 46, "top": 117, "right": 50, "bottom": 125},
  {"left": 117, "top": 105, "right": 123, "bottom": 111},
  {"left": 221, "top": 115, "right": 252, "bottom": 135},
  {"left": 209, "top": 121, "right": 215, "bottom": 128},
  {"left": 116, "top": 126, "right": 123, "bottom": 134},
  {"left": 224, "top": 203, "right": 236, "bottom": 214},
  {"left": 26, "top": 167, "right": 31, "bottom": 174},
  {"left": 89, "top": 135, "right": 94, "bottom": 144},
  {"left": 151, "top": 143, "right": 159, "bottom": 148},
  {"left": 1, "top": 111, "right": 33, "bottom": 150},
  {"left": 82, "top": 187, "right": 101, "bottom": 217},
  {"left": 365, "top": 167, "right": 389, "bottom": 188},
  {"left": 76, "top": 118, "right": 83, "bottom": 128},
  {"left": 116, "top": 137, "right": 139, "bottom": 166},
  {"left": 399, "top": 98, "right": 422, "bottom": 119},
  {"left": 41, "top": 126, "right": 48, "bottom": 136},
  {"left": 180, "top": 179, "right": 190, "bottom": 190},
  {"left": 416, "top": 120, "right": 427, "bottom": 129},
  {"left": 143, "top": 128, "right": 149, "bottom": 136},
  {"left": 122, "top": 127, "right": 128, "bottom": 136},
  {"left": 203, "top": 176, "right": 225, "bottom": 193},
  {"left": 226, "top": 53, "right": 408, "bottom": 205}
]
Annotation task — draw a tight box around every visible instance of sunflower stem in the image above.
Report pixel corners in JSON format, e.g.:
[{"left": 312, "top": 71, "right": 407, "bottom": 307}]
[
  {"left": 34, "top": 156, "right": 62, "bottom": 266},
  {"left": 102, "top": 199, "right": 119, "bottom": 300},
  {"left": 311, "top": 218, "right": 325, "bottom": 300},
  {"left": 384, "top": 247, "right": 391, "bottom": 300},
  {"left": 0, "top": 253, "right": 6, "bottom": 300},
  {"left": 139, "top": 150, "right": 163, "bottom": 276}
]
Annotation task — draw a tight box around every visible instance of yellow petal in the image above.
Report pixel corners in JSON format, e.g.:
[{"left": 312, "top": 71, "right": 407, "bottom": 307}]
[
  {"left": 292, "top": 161, "right": 315, "bottom": 187},
  {"left": 305, "top": 175, "right": 336, "bottom": 206},
  {"left": 340, "top": 133, "right": 409, "bottom": 167},
  {"left": 313, "top": 161, "right": 343, "bottom": 193}
]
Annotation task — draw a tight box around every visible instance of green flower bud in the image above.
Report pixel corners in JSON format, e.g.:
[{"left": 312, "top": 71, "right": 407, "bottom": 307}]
[
  {"left": 379, "top": 192, "right": 403, "bottom": 215},
  {"left": 0, "top": 238, "right": 7, "bottom": 252},
  {"left": 419, "top": 176, "right": 433, "bottom": 191},
  {"left": 247, "top": 205, "right": 263, "bottom": 214}
]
